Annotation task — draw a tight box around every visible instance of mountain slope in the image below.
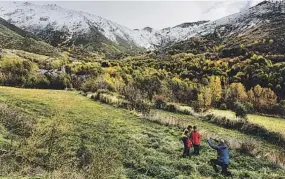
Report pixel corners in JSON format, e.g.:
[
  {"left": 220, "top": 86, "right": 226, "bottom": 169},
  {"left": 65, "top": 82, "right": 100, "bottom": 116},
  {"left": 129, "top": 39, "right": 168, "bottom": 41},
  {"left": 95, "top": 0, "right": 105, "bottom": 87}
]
[
  {"left": 0, "top": 17, "right": 57, "bottom": 56},
  {"left": 166, "top": 1, "right": 285, "bottom": 55}
]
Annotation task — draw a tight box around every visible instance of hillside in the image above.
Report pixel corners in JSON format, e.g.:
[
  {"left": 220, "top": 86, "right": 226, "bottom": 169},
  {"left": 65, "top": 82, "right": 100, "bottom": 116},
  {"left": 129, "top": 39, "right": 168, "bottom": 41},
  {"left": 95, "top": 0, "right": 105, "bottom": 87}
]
[
  {"left": 0, "top": 17, "right": 57, "bottom": 56},
  {"left": 0, "top": 86, "right": 284, "bottom": 178},
  {"left": 166, "top": 1, "right": 285, "bottom": 56}
]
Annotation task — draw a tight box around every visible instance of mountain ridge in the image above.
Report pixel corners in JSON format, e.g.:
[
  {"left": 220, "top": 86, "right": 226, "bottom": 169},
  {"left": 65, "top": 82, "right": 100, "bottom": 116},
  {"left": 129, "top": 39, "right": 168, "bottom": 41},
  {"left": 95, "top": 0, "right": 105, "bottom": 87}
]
[{"left": 0, "top": 1, "right": 284, "bottom": 53}]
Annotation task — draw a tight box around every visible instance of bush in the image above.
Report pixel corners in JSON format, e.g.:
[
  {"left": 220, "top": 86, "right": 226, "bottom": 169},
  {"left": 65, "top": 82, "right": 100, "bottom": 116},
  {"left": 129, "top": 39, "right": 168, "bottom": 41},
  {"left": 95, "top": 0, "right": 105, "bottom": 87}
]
[
  {"left": 272, "top": 103, "right": 285, "bottom": 116},
  {"left": 154, "top": 95, "right": 166, "bottom": 109},
  {"left": 240, "top": 141, "right": 258, "bottom": 156},
  {"left": 165, "top": 104, "right": 177, "bottom": 113},
  {"left": 0, "top": 103, "right": 35, "bottom": 137},
  {"left": 244, "top": 102, "right": 254, "bottom": 113},
  {"left": 121, "top": 84, "right": 150, "bottom": 114},
  {"left": 219, "top": 103, "right": 227, "bottom": 110},
  {"left": 234, "top": 102, "right": 248, "bottom": 118}
]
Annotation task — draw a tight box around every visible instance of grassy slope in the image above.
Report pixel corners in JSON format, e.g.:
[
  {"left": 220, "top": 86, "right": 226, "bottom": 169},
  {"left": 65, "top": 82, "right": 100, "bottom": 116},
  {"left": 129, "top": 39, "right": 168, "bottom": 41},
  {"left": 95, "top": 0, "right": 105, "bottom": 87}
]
[
  {"left": 0, "top": 20, "right": 57, "bottom": 56},
  {"left": 0, "top": 86, "right": 284, "bottom": 178},
  {"left": 210, "top": 109, "right": 285, "bottom": 135}
]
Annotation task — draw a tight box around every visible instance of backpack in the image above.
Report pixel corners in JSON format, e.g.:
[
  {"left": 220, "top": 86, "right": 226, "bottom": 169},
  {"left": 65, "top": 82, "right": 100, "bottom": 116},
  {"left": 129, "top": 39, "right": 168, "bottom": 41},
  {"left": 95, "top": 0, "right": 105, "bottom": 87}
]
[{"left": 186, "top": 138, "right": 191, "bottom": 148}]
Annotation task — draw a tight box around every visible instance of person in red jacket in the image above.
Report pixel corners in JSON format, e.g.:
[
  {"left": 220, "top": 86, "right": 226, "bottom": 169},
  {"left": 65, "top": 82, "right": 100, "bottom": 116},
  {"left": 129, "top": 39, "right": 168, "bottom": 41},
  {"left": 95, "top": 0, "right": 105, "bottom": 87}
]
[{"left": 191, "top": 126, "right": 201, "bottom": 155}]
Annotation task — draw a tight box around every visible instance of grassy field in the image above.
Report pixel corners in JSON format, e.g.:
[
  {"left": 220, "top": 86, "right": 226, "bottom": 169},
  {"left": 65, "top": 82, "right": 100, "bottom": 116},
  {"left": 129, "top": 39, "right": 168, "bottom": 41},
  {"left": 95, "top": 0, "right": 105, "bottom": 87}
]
[
  {"left": 0, "top": 86, "right": 284, "bottom": 178},
  {"left": 210, "top": 109, "right": 285, "bottom": 135}
]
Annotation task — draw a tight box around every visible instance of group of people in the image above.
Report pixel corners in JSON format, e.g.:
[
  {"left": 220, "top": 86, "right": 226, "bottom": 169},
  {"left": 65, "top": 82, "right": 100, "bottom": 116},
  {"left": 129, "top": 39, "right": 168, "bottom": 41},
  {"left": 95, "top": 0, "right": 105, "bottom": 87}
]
[{"left": 180, "top": 125, "right": 232, "bottom": 176}]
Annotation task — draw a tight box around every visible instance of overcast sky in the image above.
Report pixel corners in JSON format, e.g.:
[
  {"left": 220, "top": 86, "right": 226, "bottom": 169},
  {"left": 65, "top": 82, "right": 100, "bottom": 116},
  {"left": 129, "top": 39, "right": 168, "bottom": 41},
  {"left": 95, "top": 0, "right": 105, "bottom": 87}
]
[{"left": 32, "top": 1, "right": 263, "bottom": 29}]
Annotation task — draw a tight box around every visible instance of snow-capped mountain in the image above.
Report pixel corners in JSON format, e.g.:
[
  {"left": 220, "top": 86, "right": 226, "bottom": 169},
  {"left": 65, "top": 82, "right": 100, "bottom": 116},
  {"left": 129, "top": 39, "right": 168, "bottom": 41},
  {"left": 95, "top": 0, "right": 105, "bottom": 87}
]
[
  {"left": 0, "top": 1, "right": 208, "bottom": 49},
  {"left": 0, "top": 1, "right": 284, "bottom": 51}
]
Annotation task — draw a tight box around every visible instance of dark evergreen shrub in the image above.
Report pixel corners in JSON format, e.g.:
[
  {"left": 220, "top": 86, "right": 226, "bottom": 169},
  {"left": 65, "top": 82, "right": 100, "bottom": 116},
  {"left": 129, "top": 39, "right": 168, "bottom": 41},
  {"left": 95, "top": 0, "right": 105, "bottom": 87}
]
[
  {"left": 234, "top": 102, "right": 248, "bottom": 118},
  {"left": 219, "top": 103, "right": 227, "bottom": 110}
]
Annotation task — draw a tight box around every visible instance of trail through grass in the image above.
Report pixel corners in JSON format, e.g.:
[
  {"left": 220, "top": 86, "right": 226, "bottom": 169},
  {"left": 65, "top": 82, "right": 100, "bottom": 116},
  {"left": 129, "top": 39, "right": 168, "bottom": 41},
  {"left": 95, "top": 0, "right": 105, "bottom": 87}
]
[{"left": 0, "top": 86, "right": 284, "bottom": 178}]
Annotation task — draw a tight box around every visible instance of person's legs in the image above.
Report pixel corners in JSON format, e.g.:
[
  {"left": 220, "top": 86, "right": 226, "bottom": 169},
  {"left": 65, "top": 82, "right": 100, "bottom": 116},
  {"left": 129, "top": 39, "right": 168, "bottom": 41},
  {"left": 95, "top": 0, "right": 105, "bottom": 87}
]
[
  {"left": 186, "top": 147, "right": 190, "bottom": 156},
  {"left": 183, "top": 147, "right": 187, "bottom": 157},
  {"left": 193, "top": 145, "right": 198, "bottom": 155},
  {"left": 221, "top": 164, "right": 232, "bottom": 176},
  {"left": 210, "top": 159, "right": 219, "bottom": 173},
  {"left": 196, "top": 145, "right": 200, "bottom": 155},
  {"left": 221, "top": 164, "right": 228, "bottom": 173},
  {"left": 183, "top": 146, "right": 189, "bottom": 157}
]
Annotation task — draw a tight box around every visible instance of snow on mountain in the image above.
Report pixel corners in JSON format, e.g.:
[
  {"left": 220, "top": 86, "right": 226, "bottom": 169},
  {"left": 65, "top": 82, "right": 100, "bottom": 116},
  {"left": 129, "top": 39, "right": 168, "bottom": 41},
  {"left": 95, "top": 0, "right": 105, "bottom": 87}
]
[
  {"left": 192, "top": 1, "right": 285, "bottom": 37},
  {"left": 0, "top": 1, "right": 209, "bottom": 49},
  {"left": 0, "top": 1, "right": 284, "bottom": 50}
]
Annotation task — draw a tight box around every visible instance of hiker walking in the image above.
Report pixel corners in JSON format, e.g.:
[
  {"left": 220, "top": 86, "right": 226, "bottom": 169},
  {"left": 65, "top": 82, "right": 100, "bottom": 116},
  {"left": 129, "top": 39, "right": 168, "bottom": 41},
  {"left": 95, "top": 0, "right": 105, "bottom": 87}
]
[
  {"left": 181, "top": 130, "right": 191, "bottom": 157},
  {"left": 191, "top": 126, "right": 201, "bottom": 155},
  {"left": 207, "top": 137, "right": 232, "bottom": 176}
]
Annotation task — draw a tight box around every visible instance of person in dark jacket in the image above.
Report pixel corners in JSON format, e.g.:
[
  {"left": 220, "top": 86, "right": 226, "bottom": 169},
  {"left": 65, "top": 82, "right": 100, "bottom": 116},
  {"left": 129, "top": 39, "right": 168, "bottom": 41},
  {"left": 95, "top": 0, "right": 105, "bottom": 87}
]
[
  {"left": 181, "top": 125, "right": 192, "bottom": 137},
  {"left": 181, "top": 130, "right": 191, "bottom": 157},
  {"left": 191, "top": 126, "right": 201, "bottom": 155},
  {"left": 207, "top": 137, "right": 232, "bottom": 176}
]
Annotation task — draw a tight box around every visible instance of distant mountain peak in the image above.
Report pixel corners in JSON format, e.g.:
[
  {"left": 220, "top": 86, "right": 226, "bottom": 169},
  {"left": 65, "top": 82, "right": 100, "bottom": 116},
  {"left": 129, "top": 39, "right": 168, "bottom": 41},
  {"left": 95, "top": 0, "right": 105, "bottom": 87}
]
[
  {"left": 142, "top": 27, "right": 153, "bottom": 32},
  {"left": 174, "top": 21, "right": 210, "bottom": 28},
  {"left": 256, "top": 0, "right": 272, "bottom": 7}
]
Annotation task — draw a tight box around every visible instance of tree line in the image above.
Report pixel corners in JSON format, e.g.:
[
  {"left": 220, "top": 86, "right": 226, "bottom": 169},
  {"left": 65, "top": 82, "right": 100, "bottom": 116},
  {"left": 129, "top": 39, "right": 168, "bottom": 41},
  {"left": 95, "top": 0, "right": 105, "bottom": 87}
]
[{"left": 0, "top": 51, "right": 284, "bottom": 116}]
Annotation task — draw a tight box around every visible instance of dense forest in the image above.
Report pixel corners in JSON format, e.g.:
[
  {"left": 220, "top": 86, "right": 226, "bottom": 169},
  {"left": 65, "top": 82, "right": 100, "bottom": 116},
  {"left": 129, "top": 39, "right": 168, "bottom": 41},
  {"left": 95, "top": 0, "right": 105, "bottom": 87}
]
[{"left": 1, "top": 44, "right": 284, "bottom": 117}]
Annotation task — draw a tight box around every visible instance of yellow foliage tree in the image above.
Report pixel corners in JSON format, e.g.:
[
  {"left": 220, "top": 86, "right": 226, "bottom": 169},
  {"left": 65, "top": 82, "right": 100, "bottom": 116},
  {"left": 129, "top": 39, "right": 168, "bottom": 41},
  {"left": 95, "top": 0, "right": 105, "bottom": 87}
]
[
  {"left": 195, "top": 87, "right": 212, "bottom": 112},
  {"left": 248, "top": 85, "right": 277, "bottom": 110},
  {"left": 209, "top": 76, "right": 222, "bottom": 105},
  {"left": 226, "top": 83, "right": 248, "bottom": 103}
]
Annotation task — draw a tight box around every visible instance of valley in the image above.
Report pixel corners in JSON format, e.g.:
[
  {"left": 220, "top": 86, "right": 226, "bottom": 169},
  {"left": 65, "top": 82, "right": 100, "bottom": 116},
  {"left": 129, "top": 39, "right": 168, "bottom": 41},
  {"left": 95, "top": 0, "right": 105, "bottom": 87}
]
[{"left": 0, "top": 1, "right": 285, "bottom": 178}]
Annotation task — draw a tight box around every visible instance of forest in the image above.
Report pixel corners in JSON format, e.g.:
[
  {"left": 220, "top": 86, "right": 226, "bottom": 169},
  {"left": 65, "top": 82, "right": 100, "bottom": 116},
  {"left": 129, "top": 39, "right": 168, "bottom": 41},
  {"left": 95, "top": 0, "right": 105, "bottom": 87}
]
[{"left": 1, "top": 44, "right": 285, "bottom": 118}]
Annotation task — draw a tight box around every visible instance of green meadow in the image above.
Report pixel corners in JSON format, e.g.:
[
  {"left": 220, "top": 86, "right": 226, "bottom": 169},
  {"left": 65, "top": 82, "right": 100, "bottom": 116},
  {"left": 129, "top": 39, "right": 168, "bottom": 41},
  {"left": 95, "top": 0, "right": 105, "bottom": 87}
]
[{"left": 0, "top": 86, "right": 284, "bottom": 179}]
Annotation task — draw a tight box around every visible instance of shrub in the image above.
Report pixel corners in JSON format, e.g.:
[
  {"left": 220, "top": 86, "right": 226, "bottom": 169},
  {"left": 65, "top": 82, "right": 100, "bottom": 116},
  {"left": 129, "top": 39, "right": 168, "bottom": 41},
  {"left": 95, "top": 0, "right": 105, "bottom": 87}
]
[
  {"left": 165, "top": 104, "right": 177, "bottom": 113},
  {"left": 244, "top": 102, "right": 254, "bottom": 113},
  {"left": 0, "top": 103, "right": 35, "bottom": 137},
  {"left": 219, "top": 103, "right": 227, "bottom": 110},
  {"left": 234, "top": 102, "right": 248, "bottom": 118},
  {"left": 272, "top": 103, "right": 285, "bottom": 116},
  {"left": 154, "top": 95, "right": 166, "bottom": 109},
  {"left": 240, "top": 141, "right": 258, "bottom": 156}
]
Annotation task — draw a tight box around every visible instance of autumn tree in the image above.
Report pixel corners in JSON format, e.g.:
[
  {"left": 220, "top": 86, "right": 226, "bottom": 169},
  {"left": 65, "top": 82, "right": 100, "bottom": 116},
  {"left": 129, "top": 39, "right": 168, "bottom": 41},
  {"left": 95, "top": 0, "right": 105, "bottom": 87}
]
[
  {"left": 225, "top": 83, "right": 248, "bottom": 109},
  {"left": 194, "top": 87, "right": 212, "bottom": 112},
  {"left": 208, "top": 76, "right": 222, "bottom": 106},
  {"left": 248, "top": 85, "right": 277, "bottom": 112}
]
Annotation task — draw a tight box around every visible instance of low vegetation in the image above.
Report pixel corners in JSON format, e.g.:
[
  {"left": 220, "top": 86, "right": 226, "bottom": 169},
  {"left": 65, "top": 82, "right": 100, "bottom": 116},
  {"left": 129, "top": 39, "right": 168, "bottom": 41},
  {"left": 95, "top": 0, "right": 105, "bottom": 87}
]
[
  {"left": 211, "top": 109, "right": 285, "bottom": 135},
  {"left": 0, "top": 86, "right": 284, "bottom": 178}
]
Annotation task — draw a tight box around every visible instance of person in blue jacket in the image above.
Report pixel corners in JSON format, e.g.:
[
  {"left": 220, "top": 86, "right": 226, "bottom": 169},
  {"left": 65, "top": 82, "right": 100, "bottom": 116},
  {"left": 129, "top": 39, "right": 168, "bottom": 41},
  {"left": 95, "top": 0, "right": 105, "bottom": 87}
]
[{"left": 207, "top": 137, "right": 232, "bottom": 176}]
